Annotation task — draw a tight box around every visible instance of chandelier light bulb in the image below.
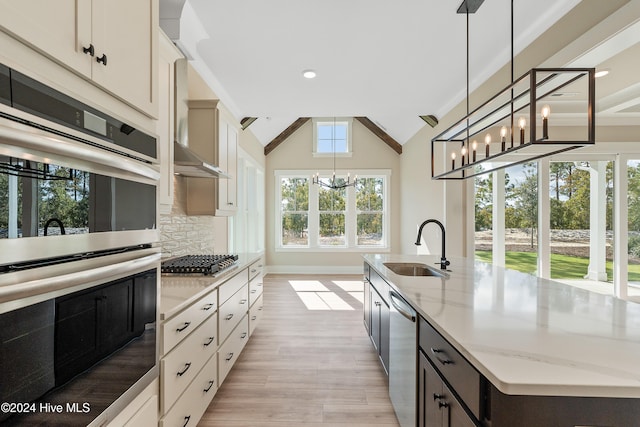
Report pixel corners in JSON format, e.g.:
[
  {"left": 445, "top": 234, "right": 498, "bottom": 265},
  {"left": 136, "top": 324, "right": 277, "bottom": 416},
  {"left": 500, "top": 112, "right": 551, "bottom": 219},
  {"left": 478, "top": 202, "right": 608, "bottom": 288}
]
[
  {"left": 519, "top": 116, "right": 527, "bottom": 145},
  {"left": 500, "top": 126, "right": 507, "bottom": 151},
  {"left": 541, "top": 105, "right": 550, "bottom": 139},
  {"left": 541, "top": 105, "right": 551, "bottom": 119}
]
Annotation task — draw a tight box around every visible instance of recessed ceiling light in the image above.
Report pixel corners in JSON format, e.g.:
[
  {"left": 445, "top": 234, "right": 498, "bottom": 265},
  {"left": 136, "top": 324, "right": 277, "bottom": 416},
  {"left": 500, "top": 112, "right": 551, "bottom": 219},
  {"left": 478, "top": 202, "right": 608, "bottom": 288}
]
[
  {"left": 302, "top": 69, "right": 317, "bottom": 79},
  {"left": 595, "top": 69, "right": 610, "bottom": 78}
]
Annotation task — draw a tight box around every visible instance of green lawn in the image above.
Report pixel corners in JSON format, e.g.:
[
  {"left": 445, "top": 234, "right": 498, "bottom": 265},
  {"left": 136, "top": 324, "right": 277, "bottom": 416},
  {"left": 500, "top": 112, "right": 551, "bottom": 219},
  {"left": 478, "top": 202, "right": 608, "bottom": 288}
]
[{"left": 475, "top": 250, "right": 640, "bottom": 282}]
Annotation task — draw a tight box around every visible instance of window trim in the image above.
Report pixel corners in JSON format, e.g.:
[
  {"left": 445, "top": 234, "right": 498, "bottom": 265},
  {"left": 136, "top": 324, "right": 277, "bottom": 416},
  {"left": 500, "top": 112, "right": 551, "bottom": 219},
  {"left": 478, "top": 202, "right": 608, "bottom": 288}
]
[
  {"left": 275, "top": 169, "right": 390, "bottom": 252},
  {"left": 312, "top": 117, "right": 353, "bottom": 158}
]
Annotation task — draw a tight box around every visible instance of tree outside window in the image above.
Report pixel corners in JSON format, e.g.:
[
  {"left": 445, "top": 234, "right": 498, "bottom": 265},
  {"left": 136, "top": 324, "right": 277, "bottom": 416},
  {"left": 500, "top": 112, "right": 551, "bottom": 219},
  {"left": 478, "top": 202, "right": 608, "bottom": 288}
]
[
  {"left": 318, "top": 178, "right": 346, "bottom": 246},
  {"left": 356, "top": 177, "right": 384, "bottom": 246},
  {"left": 281, "top": 177, "right": 309, "bottom": 246}
]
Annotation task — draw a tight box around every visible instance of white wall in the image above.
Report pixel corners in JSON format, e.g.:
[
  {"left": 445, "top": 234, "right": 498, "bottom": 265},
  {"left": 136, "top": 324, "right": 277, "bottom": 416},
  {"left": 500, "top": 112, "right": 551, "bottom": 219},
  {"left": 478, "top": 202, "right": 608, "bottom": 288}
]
[{"left": 265, "top": 119, "right": 402, "bottom": 273}]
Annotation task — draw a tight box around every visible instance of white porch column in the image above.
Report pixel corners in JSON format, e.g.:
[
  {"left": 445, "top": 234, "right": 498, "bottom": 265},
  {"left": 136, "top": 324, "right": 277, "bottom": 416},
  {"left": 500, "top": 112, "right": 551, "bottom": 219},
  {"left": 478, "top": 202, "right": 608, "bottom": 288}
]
[
  {"left": 492, "top": 170, "right": 505, "bottom": 268},
  {"left": 614, "top": 155, "right": 628, "bottom": 299},
  {"left": 538, "top": 159, "right": 550, "bottom": 279},
  {"left": 586, "top": 161, "right": 608, "bottom": 281}
]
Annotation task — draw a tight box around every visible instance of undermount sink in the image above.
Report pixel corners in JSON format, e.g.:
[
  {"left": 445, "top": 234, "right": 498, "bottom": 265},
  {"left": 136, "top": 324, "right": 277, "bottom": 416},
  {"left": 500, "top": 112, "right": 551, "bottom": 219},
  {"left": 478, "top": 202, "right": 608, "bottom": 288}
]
[{"left": 383, "top": 262, "right": 445, "bottom": 277}]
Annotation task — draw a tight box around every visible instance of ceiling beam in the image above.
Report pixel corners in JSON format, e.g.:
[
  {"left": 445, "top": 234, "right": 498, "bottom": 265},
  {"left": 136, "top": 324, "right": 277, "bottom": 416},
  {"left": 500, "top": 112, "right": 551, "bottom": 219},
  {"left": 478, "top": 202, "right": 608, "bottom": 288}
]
[
  {"left": 354, "top": 117, "right": 402, "bottom": 154},
  {"left": 264, "top": 117, "right": 310, "bottom": 156}
]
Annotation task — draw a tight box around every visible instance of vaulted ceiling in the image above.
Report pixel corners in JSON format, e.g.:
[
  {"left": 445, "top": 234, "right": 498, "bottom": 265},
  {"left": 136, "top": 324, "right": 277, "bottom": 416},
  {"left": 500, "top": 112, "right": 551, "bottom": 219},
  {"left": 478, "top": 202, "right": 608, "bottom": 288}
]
[{"left": 161, "top": 0, "right": 640, "bottom": 146}]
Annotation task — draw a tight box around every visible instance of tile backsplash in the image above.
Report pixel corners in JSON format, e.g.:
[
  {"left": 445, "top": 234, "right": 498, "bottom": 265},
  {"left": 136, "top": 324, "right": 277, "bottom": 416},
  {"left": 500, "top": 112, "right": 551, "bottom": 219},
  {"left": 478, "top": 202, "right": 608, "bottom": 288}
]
[{"left": 159, "top": 177, "right": 219, "bottom": 258}]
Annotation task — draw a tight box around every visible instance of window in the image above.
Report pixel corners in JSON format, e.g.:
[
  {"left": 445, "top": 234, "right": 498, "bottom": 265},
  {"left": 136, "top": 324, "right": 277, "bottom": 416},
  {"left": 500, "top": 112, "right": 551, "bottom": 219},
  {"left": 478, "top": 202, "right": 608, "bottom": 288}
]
[
  {"left": 276, "top": 170, "right": 389, "bottom": 251},
  {"left": 280, "top": 177, "right": 309, "bottom": 246},
  {"left": 313, "top": 118, "right": 352, "bottom": 155},
  {"left": 356, "top": 177, "right": 384, "bottom": 246}
]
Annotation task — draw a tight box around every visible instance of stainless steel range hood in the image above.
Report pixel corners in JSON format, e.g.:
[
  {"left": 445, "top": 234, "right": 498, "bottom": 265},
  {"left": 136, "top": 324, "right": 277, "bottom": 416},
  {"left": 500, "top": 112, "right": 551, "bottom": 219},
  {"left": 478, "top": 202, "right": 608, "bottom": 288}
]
[
  {"left": 173, "top": 140, "right": 230, "bottom": 178},
  {"left": 173, "top": 58, "right": 229, "bottom": 179}
]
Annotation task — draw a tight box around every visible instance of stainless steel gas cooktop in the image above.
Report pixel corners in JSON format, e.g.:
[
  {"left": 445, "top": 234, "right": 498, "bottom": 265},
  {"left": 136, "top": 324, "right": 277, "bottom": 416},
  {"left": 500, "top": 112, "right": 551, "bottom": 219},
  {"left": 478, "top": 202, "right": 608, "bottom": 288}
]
[{"left": 160, "top": 254, "right": 239, "bottom": 276}]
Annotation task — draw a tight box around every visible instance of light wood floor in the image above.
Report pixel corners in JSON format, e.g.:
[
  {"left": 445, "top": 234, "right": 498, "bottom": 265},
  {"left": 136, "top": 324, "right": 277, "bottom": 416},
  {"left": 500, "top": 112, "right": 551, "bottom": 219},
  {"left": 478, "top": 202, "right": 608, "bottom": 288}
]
[{"left": 199, "top": 274, "right": 400, "bottom": 427}]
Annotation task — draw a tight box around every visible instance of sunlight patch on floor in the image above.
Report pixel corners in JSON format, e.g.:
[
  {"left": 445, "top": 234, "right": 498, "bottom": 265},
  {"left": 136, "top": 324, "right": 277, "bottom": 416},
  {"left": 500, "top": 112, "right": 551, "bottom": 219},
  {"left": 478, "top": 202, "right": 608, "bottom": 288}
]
[
  {"left": 348, "top": 291, "right": 364, "bottom": 304},
  {"left": 333, "top": 280, "right": 363, "bottom": 292},
  {"left": 289, "top": 280, "right": 329, "bottom": 292},
  {"left": 289, "top": 280, "right": 359, "bottom": 310}
]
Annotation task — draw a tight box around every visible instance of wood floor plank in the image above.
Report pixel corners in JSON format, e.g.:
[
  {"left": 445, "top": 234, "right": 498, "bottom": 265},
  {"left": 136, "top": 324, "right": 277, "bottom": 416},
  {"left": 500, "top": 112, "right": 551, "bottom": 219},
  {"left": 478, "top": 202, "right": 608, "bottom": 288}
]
[{"left": 198, "top": 274, "right": 400, "bottom": 426}]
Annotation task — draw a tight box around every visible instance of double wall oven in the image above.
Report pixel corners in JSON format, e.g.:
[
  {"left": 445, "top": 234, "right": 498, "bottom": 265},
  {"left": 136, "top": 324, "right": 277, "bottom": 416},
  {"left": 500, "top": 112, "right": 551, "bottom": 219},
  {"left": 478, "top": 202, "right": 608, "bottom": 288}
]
[{"left": 0, "top": 62, "right": 160, "bottom": 426}]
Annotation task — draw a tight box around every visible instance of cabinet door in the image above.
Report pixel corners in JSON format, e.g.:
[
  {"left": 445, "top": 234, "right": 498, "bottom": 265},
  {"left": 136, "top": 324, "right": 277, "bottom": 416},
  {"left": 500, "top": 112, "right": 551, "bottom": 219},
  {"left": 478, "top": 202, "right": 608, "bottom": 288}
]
[
  {"left": 419, "top": 351, "right": 443, "bottom": 427},
  {"left": 379, "top": 297, "right": 390, "bottom": 374},
  {"left": 91, "top": 0, "right": 157, "bottom": 115},
  {"left": 55, "top": 288, "right": 101, "bottom": 386},
  {"left": 101, "top": 279, "right": 134, "bottom": 352},
  {"left": 216, "top": 108, "right": 238, "bottom": 215},
  {"left": 0, "top": 0, "right": 92, "bottom": 76},
  {"left": 370, "top": 286, "right": 382, "bottom": 354},
  {"left": 419, "top": 351, "right": 478, "bottom": 427},
  {"left": 363, "top": 278, "right": 371, "bottom": 333},
  {"left": 157, "top": 33, "right": 181, "bottom": 213}
]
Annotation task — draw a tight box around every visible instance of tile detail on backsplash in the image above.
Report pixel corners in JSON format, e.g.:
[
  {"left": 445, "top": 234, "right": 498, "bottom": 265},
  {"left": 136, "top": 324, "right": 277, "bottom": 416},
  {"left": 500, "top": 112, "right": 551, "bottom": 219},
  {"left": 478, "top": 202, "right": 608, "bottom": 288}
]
[{"left": 159, "top": 176, "right": 219, "bottom": 258}]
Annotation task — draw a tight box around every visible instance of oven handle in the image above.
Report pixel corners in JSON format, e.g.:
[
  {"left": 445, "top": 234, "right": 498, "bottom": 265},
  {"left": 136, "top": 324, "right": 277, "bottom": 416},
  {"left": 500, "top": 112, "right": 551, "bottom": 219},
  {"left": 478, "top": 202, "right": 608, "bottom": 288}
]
[
  {"left": 0, "top": 116, "right": 160, "bottom": 182},
  {"left": 0, "top": 250, "right": 160, "bottom": 309}
]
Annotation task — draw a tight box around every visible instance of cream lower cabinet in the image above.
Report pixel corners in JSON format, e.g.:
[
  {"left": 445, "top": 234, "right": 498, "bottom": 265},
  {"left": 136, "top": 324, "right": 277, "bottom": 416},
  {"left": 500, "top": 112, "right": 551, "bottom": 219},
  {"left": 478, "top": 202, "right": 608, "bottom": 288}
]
[
  {"left": 248, "top": 257, "right": 264, "bottom": 335},
  {"left": 217, "top": 266, "right": 252, "bottom": 385},
  {"left": 106, "top": 380, "right": 158, "bottom": 427},
  {"left": 159, "top": 290, "right": 219, "bottom": 426},
  {"left": 160, "top": 264, "right": 259, "bottom": 426}
]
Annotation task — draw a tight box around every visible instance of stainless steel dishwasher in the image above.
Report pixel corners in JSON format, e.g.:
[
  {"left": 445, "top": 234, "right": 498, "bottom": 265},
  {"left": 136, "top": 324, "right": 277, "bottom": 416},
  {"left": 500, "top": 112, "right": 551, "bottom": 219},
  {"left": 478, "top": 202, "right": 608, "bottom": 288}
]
[{"left": 388, "top": 289, "right": 417, "bottom": 427}]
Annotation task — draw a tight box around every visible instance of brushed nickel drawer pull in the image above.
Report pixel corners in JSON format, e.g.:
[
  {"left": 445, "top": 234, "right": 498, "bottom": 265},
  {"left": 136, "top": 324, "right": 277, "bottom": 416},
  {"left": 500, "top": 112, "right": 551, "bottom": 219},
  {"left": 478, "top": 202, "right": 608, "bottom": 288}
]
[
  {"left": 202, "top": 303, "right": 214, "bottom": 311},
  {"left": 225, "top": 352, "right": 234, "bottom": 361},
  {"left": 177, "top": 362, "right": 191, "bottom": 376},
  {"left": 430, "top": 347, "right": 453, "bottom": 365},
  {"left": 251, "top": 289, "right": 257, "bottom": 294},
  {"left": 204, "top": 380, "right": 215, "bottom": 393},
  {"left": 225, "top": 313, "right": 234, "bottom": 320},
  {"left": 204, "top": 336, "right": 215, "bottom": 346},
  {"left": 240, "top": 332, "right": 247, "bottom": 339},
  {"left": 176, "top": 322, "right": 191, "bottom": 332},
  {"left": 239, "top": 299, "right": 247, "bottom": 305},
  {"left": 251, "top": 315, "right": 257, "bottom": 320}
]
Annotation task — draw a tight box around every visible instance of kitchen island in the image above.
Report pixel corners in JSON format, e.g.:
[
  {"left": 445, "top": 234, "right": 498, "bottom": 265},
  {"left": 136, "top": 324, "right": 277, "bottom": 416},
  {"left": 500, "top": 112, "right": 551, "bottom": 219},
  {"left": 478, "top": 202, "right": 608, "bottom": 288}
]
[{"left": 364, "top": 253, "right": 640, "bottom": 427}]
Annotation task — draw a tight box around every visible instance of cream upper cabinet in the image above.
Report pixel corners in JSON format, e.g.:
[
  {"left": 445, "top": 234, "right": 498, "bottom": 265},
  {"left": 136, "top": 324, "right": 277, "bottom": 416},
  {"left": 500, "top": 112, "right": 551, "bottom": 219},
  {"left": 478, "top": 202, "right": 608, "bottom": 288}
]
[
  {"left": 0, "top": 0, "right": 158, "bottom": 117},
  {"left": 186, "top": 100, "right": 239, "bottom": 216},
  {"left": 157, "top": 31, "right": 183, "bottom": 214},
  {"left": 218, "top": 107, "right": 238, "bottom": 215}
]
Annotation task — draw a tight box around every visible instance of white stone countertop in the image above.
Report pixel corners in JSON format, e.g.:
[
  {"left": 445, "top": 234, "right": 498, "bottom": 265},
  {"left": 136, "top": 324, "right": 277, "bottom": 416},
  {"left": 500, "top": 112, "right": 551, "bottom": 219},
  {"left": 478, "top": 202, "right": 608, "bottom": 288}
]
[
  {"left": 160, "top": 253, "right": 262, "bottom": 320},
  {"left": 364, "top": 253, "right": 640, "bottom": 398}
]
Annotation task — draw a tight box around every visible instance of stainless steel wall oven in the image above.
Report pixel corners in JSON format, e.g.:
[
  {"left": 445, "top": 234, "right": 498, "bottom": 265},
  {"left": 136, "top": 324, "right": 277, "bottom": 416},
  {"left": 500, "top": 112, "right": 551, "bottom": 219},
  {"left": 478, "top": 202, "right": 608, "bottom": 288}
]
[{"left": 0, "top": 62, "right": 160, "bottom": 426}]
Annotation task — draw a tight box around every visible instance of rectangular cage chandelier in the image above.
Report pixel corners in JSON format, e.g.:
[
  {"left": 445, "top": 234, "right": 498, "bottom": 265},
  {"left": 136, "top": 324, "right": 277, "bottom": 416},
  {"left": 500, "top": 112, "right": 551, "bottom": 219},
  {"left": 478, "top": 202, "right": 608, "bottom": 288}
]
[
  {"left": 431, "top": 67, "right": 595, "bottom": 180},
  {"left": 431, "top": 0, "right": 595, "bottom": 180}
]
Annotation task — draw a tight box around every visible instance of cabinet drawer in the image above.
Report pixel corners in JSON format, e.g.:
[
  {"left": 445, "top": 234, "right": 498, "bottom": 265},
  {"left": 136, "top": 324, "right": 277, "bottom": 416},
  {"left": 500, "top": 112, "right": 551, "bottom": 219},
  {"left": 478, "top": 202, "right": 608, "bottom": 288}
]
[
  {"left": 249, "top": 274, "right": 263, "bottom": 306},
  {"left": 218, "top": 314, "right": 249, "bottom": 385},
  {"left": 162, "top": 290, "right": 217, "bottom": 355},
  {"left": 219, "top": 267, "right": 248, "bottom": 304},
  {"left": 249, "top": 293, "right": 264, "bottom": 336},
  {"left": 160, "top": 353, "right": 218, "bottom": 427},
  {"left": 161, "top": 313, "right": 217, "bottom": 413},
  {"left": 419, "top": 317, "right": 481, "bottom": 419},
  {"left": 248, "top": 258, "right": 264, "bottom": 281},
  {"left": 219, "top": 283, "right": 249, "bottom": 343}
]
